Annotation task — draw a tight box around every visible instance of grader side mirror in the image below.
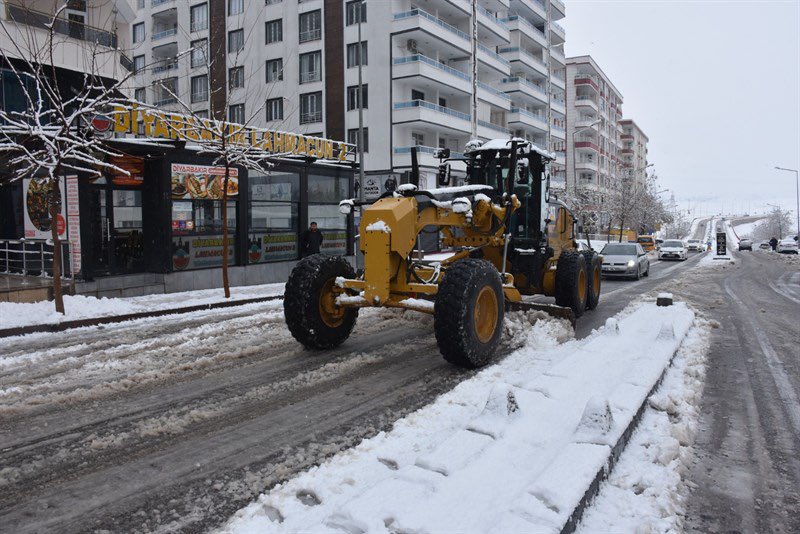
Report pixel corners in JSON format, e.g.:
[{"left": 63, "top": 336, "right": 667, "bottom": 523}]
[{"left": 437, "top": 163, "right": 451, "bottom": 186}]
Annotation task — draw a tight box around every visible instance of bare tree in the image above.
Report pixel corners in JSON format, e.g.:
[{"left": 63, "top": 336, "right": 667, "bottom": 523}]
[
  {"left": 752, "top": 206, "right": 793, "bottom": 241},
  {"left": 0, "top": 4, "right": 135, "bottom": 313}
]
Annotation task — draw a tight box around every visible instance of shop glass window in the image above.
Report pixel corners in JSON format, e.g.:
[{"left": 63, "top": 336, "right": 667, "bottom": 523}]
[
  {"left": 266, "top": 58, "right": 283, "bottom": 82},
  {"left": 346, "top": 41, "right": 367, "bottom": 67},
  {"left": 265, "top": 19, "right": 282, "bottom": 44},
  {"left": 299, "top": 91, "right": 322, "bottom": 124},
  {"left": 346, "top": 1, "right": 366, "bottom": 26},
  {"left": 308, "top": 174, "right": 349, "bottom": 256},
  {"left": 112, "top": 191, "right": 144, "bottom": 271},
  {"left": 299, "top": 51, "right": 321, "bottom": 84},
  {"left": 190, "top": 39, "right": 207, "bottom": 68},
  {"left": 299, "top": 10, "right": 321, "bottom": 43},
  {"left": 171, "top": 199, "right": 237, "bottom": 270},
  {"left": 248, "top": 172, "right": 300, "bottom": 263},
  {"left": 190, "top": 3, "right": 208, "bottom": 32}
]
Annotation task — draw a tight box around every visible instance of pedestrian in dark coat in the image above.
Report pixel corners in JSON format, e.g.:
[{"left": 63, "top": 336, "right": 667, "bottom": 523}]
[
  {"left": 301, "top": 222, "right": 324, "bottom": 256},
  {"left": 769, "top": 236, "right": 778, "bottom": 251}
]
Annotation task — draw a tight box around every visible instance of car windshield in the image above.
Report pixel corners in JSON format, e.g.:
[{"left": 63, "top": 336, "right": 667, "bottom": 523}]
[
  {"left": 688, "top": 239, "right": 699, "bottom": 243},
  {"left": 602, "top": 244, "right": 637, "bottom": 255},
  {"left": 663, "top": 240, "right": 683, "bottom": 247},
  {"left": 637, "top": 237, "right": 652, "bottom": 243}
]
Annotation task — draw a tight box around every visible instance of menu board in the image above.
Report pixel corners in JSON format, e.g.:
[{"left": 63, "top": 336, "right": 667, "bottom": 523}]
[{"left": 171, "top": 163, "right": 239, "bottom": 200}]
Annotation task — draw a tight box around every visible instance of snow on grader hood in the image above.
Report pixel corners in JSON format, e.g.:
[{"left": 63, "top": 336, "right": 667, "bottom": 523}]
[{"left": 284, "top": 140, "right": 602, "bottom": 369}]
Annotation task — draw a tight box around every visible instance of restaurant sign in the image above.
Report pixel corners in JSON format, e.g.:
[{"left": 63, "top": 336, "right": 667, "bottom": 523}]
[{"left": 112, "top": 106, "right": 352, "bottom": 162}]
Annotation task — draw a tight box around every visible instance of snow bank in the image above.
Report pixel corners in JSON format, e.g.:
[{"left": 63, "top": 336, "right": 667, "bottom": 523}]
[
  {"left": 0, "top": 283, "right": 285, "bottom": 330},
  {"left": 219, "top": 302, "right": 695, "bottom": 534}
]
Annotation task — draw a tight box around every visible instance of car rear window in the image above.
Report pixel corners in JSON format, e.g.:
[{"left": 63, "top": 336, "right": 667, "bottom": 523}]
[
  {"left": 637, "top": 237, "right": 653, "bottom": 243},
  {"left": 602, "top": 244, "right": 637, "bottom": 255}
]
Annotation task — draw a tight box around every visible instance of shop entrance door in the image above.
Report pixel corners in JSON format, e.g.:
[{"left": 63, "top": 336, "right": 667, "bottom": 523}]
[{"left": 87, "top": 186, "right": 145, "bottom": 276}]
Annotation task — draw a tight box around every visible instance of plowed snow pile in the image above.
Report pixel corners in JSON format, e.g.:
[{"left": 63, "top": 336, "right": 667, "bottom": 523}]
[{"left": 219, "top": 302, "right": 698, "bottom": 534}]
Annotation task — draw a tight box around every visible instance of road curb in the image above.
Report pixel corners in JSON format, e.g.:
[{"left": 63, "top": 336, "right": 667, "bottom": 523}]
[
  {"left": 560, "top": 319, "right": 687, "bottom": 534},
  {"left": 0, "top": 295, "right": 283, "bottom": 339}
]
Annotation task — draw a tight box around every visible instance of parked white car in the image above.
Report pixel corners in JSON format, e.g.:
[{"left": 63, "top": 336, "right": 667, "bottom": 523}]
[
  {"left": 777, "top": 235, "right": 799, "bottom": 254},
  {"left": 658, "top": 239, "right": 688, "bottom": 261}
]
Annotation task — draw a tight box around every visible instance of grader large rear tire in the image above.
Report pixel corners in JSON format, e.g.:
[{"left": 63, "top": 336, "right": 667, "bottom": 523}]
[
  {"left": 555, "top": 251, "right": 588, "bottom": 318},
  {"left": 434, "top": 259, "right": 504, "bottom": 369},
  {"left": 582, "top": 251, "right": 601, "bottom": 310},
  {"left": 284, "top": 254, "right": 358, "bottom": 350}
]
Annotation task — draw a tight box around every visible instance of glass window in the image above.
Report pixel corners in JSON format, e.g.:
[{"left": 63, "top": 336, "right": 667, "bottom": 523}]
[
  {"left": 229, "top": 66, "right": 244, "bottom": 89},
  {"left": 308, "top": 173, "right": 350, "bottom": 256},
  {"left": 190, "top": 3, "right": 208, "bottom": 32},
  {"left": 346, "top": 0, "right": 366, "bottom": 25},
  {"left": 266, "top": 58, "right": 283, "bottom": 82},
  {"left": 133, "top": 55, "right": 145, "bottom": 74},
  {"left": 248, "top": 172, "right": 300, "bottom": 262},
  {"left": 133, "top": 22, "right": 145, "bottom": 43},
  {"left": 228, "top": 0, "right": 244, "bottom": 15},
  {"left": 347, "top": 128, "right": 368, "bottom": 152},
  {"left": 346, "top": 41, "right": 367, "bottom": 68},
  {"left": 229, "top": 103, "right": 245, "bottom": 124},
  {"left": 265, "top": 19, "right": 282, "bottom": 44},
  {"left": 299, "top": 10, "right": 321, "bottom": 43},
  {"left": 266, "top": 98, "right": 283, "bottom": 121},
  {"left": 299, "top": 51, "right": 321, "bottom": 84},
  {"left": 299, "top": 92, "right": 322, "bottom": 124},
  {"left": 346, "top": 84, "right": 367, "bottom": 110},
  {"left": 190, "top": 39, "right": 207, "bottom": 68},
  {"left": 309, "top": 174, "right": 349, "bottom": 203},
  {"left": 228, "top": 29, "right": 244, "bottom": 53},
  {"left": 134, "top": 87, "right": 146, "bottom": 104},
  {"left": 191, "top": 75, "right": 208, "bottom": 103},
  {"left": 171, "top": 200, "right": 237, "bottom": 270}
]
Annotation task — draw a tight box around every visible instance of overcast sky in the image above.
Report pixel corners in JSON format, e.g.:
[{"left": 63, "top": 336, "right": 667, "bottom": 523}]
[{"left": 563, "top": 0, "right": 800, "bottom": 221}]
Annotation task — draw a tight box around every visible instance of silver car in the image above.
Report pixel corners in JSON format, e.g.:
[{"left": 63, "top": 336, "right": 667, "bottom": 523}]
[{"left": 600, "top": 243, "right": 650, "bottom": 280}]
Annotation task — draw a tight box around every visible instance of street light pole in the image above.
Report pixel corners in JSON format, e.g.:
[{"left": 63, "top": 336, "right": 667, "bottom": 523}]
[
  {"left": 357, "top": 0, "right": 365, "bottom": 204},
  {"left": 775, "top": 166, "right": 799, "bottom": 238}
]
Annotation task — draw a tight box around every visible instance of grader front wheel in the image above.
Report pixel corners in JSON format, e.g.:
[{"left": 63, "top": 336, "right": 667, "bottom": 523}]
[
  {"left": 434, "top": 259, "right": 504, "bottom": 369},
  {"left": 555, "top": 251, "right": 589, "bottom": 318},
  {"left": 284, "top": 254, "right": 359, "bottom": 349}
]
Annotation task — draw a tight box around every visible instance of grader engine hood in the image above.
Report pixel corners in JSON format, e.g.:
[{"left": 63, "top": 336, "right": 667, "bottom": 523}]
[{"left": 359, "top": 196, "right": 419, "bottom": 304}]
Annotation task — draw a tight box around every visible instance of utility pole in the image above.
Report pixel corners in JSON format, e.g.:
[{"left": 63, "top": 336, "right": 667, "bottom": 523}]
[
  {"left": 470, "top": 0, "right": 478, "bottom": 140},
  {"left": 357, "top": 0, "right": 365, "bottom": 203}
]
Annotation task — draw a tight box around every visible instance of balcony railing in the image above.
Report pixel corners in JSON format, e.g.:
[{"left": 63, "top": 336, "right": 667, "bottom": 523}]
[
  {"left": 300, "top": 111, "right": 322, "bottom": 123},
  {"left": 501, "top": 76, "right": 547, "bottom": 97},
  {"left": 477, "top": 5, "right": 509, "bottom": 31},
  {"left": 551, "top": 22, "right": 566, "bottom": 35},
  {"left": 395, "top": 146, "right": 465, "bottom": 159},
  {"left": 299, "top": 28, "right": 321, "bottom": 43},
  {"left": 394, "top": 100, "right": 471, "bottom": 122},
  {"left": 502, "top": 15, "right": 546, "bottom": 41},
  {"left": 552, "top": 125, "right": 565, "bottom": 134},
  {"left": 152, "top": 28, "right": 177, "bottom": 40},
  {"left": 152, "top": 0, "right": 174, "bottom": 7},
  {"left": 478, "top": 120, "right": 509, "bottom": 134},
  {"left": 152, "top": 60, "right": 178, "bottom": 73},
  {"left": 498, "top": 46, "right": 548, "bottom": 69},
  {"left": 393, "top": 55, "right": 470, "bottom": 82},
  {"left": 393, "top": 9, "right": 469, "bottom": 42},
  {"left": 154, "top": 97, "right": 178, "bottom": 106},
  {"left": 477, "top": 43, "right": 510, "bottom": 66},
  {"left": 300, "top": 70, "right": 321, "bottom": 84},
  {"left": 5, "top": 4, "right": 117, "bottom": 48},
  {"left": 510, "top": 107, "right": 547, "bottom": 125},
  {"left": 478, "top": 81, "right": 511, "bottom": 101}
]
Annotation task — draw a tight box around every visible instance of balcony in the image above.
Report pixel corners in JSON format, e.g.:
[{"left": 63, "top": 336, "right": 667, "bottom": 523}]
[
  {"left": 393, "top": 100, "right": 471, "bottom": 134},
  {"left": 5, "top": 4, "right": 118, "bottom": 48},
  {"left": 392, "top": 55, "right": 471, "bottom": 95},
  {"left": 477, "top": 5, "right": 510, "bottom": 45},
  {"left": 574, "top": 75, "right": 599, "bottom": 91},
  {"left": 477, "top": 43, "right": 511, "bottom": 75},
  {"left": 551, "top": 72, "right": 565, "bottom": 89},
  {"left": 152, "top": 60, "right": 178, "bottom": 74},
  {"left": 550, "top": 48, "right": 565, "bottom": 66},
  {"left": 550, "top": 21, "right": 565, "bottom": 43},
  {"left": 499, "top": 46, "right": 548, "bottom": 78},
  {"left": 508, "top": 107, "right": 548, "bottom": 133},
  {"left": 513, "top": 0, "right": 547, "bottom": 21},
  {"left": 500, "top": 76, "right": 548, "bottom": 105},
  {"left": 393, "top": 9, "right": 470, "bottom": 54},
  {"left": 575, "top": 141, "right": 599, "bottom": 152},
  {"left": 551, "top": 98, "right": 566, "bottom": 114},
  {"left": 394, "top": 146, "right": 465, "bottom": 169},
  {"left": 152, "top": 27, "right": 177, "bottom": 41},
  {"left": 478, "top": 81, "right": 512, "bottom": 109},
  {"left": 551, "top": 124, "right": 565, "bottom": 139},
  {"left": 152, "top": 0, "right": 175, "bottom": 7},
  {"left": 575, "top": 117, "right": 599, "bottom": 129},
  {"left": 502, "top": 15, "right": 547, "bottom": 47},
  {"left": 478, "top": 120, "right": 510, "bottom": 140},
  {"left": 551, "top": 0, "right": 566, "bottom": 19},
  {"left": 300, "top": 110, "right": 322, "bottom": 124}
]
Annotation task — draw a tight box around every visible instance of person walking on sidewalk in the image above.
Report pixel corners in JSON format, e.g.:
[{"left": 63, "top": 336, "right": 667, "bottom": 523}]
[
  {"left": 769, "top": 236, "right": 778, "bottom": 251},
  {"left": 301, "top": 222, "right": 324, "bottom": 257}
]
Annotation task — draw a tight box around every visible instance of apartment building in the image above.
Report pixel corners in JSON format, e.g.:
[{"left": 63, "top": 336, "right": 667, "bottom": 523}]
[
  {"left": 618, "top": 118, "right": 648, "bottom": 186},
  {"left": 127, "top": 0, "right": 566, "bottom": 191},
  {"left": 564, "top": 55, "right": 623, "bottom": 196}
]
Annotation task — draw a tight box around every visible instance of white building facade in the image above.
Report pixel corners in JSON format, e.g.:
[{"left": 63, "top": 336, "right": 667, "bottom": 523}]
[
  {"left": 618, "top": 118, "right": 648, "bottom": 186},
  {"left": 126, "top": 0, "right": 566, "bottom": 191}
]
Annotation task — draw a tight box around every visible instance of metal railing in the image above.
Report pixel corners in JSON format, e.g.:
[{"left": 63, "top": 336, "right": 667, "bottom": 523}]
[
  {"left": 393, "top": 9, "right": 470, "bottom": 42},
  {"left": 501, "top": 76, "right": 547, "bottom": 97},
  {"left": 394, "top": 100, "right": 471, "bottom": 122},
  {"left": 154, "top": 96, "right": 178, "bottom": 106},
  {"left": 152, "top": 27, "right": 177, "bottom": 40},
  {"left": 5, "top": 4, "right": 118, "bottom": 48},
  {"left": 498, "top": 46, "right": 548, "bottom": 69},
  {"left": 478, "top": 81, "right": 512, "bottom": 101},
  {"left": 152, "top": 0, "right": 174, "bottom": 7},
  {"left": 299, "top": 28, "right": 321, "bottom": 43},
  {"left": 502, "top": 15, "right": 546, "bottom": 41},
  {"left": 300, "top": 110, "right": 322, "bottom": 123},
  {"left": 1, "top": 239, "right": 73, "bottom": 278},
  {"left": 394, "top": 146, "right": 465, "bottom": 159},
  {"left": 552, "top": 21, "right": 566, "bottom": 35},
  {"left": 477, "top": 5, "right": 509, "bottom": 31},
  {"left": 300, "top": 70, "right": 321, "bottom": 84},
  {"left": 478, "top": 119, "right": 509, "bottom": 134},
  {"left": 477, "top": 43, "right": 510, "bottom": 66},
  {"left": 393, "top": 55, "right": 470, "bottom": 81},
  {"left": 152, "top": 60, "right": 178, "bottom": 73},
  {"left": 510, "top": 107, "right": 548, "bottom": 127}
]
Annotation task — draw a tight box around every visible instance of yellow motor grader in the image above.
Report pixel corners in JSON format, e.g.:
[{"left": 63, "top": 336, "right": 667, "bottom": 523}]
[{"left": 284, "top": 139, "right": 601, "bottom": 368}]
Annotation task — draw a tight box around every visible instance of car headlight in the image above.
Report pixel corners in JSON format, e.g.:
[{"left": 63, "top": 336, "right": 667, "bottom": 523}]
[{"left": 627, "top": 260, "right": 635, "bottom": 267}]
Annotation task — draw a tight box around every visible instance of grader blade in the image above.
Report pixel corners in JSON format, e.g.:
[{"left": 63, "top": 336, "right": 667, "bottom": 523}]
[{"left": 505, "top": 301, "right": 577, "bottom": 330}]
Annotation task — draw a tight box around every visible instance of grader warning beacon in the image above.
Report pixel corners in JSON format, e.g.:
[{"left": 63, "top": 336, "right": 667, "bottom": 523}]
[{"left": 284, "top": 139, "right": 601, "bottom": 368}]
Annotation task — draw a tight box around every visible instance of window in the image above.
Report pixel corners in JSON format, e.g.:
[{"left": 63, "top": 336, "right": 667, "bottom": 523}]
[
  {"left": 190, "top": 3, "right": 208, "bottom": 32},
  {"left": 154, "top": 78, "right": 177, "bottom": 105},
  {"left": 134, "top": 87, "right": 146, "bottom": 103},
  {"left": 346, "top": 41, "right": 367, "bottom": 67},
  {"left": 228, "top": 29, "right": 244, "bottom": 53},
  {"left": 191, "top": 75, "right": 208, "bottom": 102},
  {"left": 412, "top": 132, "right": 425, "bottom": 146},
  {"left": 266, "top": 98, "right": 283, "bottom": 121},
  {"left": 347, "top": 128, "right": 368, "bottom": 152},
  {"left": 438, "top": 97, "right": 447, "bottom": 108},
  {"left": 133, "top": 22, "right": 145, "bottom": 43},
  {"left": 229, "top": 66, "right": 244, "bottom": 89},
  {"left": 228, "top": 0, "right": 244, "bottom": 15},
  {"left": 248, "top": 172, "right": 300, "bottom": 262},
  {"left": 266, "top": 58, "right": 283, "bottom": 82},
  {"left": 300, "top": 91, "right": 322, "bottom": 124},
  {"left": 190, "top": 39, "right": 207, "bottom": 68},
  {"left": 172, "top": 199, "right": 237, "bottom": 269},
  {"left": 308, "top": 173, "right": 350, "bottom": 256},
  {"left": 299, "top": 10, "right": 321, "bottom": 43},
  {"left": 195, "top": 109, "right": 209, "bottom": 119},
  {"left": 133, "top": 55, "right": 145, "bottom": 74},
  {"left": 346, "top": 1, "right": 366, "bottom": 25},
  {"left": 346, "top": 84, "right": 367, "bottom": 110},
  {"left": 299, "top": 51, "right": 321, "bottom": 84},
  {"left": 265, "top": 19, "right": 282, "bottom": 44},
  {"left": 411, "top": 89, "right": 425, "bottom": 101},
  {"left": 137, "top": 0, "right": 144, "bottom": 8},
  {"left": 229, "top": 103, "right": 245, "bottom": 124}
]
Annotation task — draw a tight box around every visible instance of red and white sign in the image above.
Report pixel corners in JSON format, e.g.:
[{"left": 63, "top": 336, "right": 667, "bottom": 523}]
[{"left": 66, "top": 176, "right": 82, "bottom": 275}]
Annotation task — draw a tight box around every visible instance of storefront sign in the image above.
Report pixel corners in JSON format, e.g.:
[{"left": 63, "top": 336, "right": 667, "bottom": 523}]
[
  {"left": 23, "top": 178, "right": 66, "bottom": 239},
  {"left": 110, "top": 155, "right": 145, "bottom": 186},
  {"left": 360, "top": 174, "right": 399, "bottom": 201},
  {"left": 171, "top": 163, "right": 239, "bottom": 200},
  {"left": 172, "top": 235, "right": 235, "bottom": 270},
  {"left": 65, "top": 176, "right": 81, "bottom": 275},
  {"left": 321, "top": 231, "right": 348, "bottom": 256},
  {"left": 248, "top": 232, "right": 298, "bottom": 263},
  {"left": 113, "top": 106, "right": 352, "bottom": 162}
]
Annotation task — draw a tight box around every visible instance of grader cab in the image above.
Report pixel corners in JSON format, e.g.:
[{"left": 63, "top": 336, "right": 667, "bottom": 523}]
[{"left": 284, "top": 139, "right": 601, "bottom": 368}]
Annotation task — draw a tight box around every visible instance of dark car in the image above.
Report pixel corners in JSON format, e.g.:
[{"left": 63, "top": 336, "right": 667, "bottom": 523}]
[{"left": 738, "top": 238, "right": 753, "bottom": 251}]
